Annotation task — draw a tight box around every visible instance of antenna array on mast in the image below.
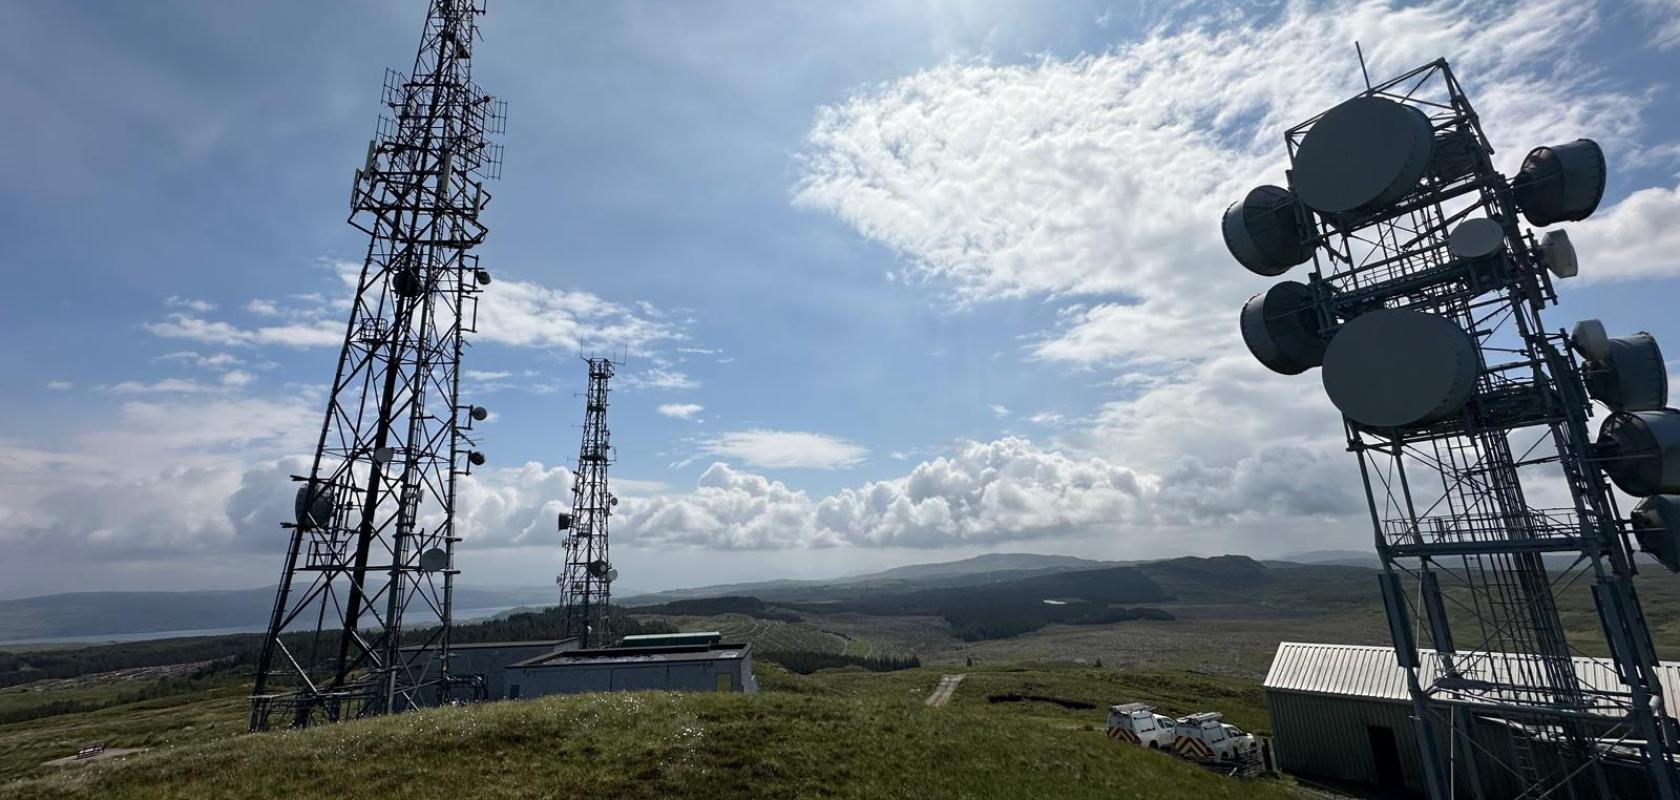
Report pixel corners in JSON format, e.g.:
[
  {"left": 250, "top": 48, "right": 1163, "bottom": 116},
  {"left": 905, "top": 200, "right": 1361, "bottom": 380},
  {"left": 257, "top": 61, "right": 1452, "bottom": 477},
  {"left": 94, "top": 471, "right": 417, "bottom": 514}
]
[
  {"left": 1226, "top": 59, "right": 1678, "bottom": 798},
  {"left": 557, "top": 357, "right": 619, "bottom": 649},
  {"left": 249, "top": 0, "right": 504, "bottom": 731}
]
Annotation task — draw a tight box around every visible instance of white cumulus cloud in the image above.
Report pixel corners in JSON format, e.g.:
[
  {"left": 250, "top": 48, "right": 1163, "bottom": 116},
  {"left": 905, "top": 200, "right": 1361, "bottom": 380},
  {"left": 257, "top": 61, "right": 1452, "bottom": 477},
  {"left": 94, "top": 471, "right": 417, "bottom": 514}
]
[
  {"left": 1570, "top": 181, "right": 1680, "bottom": 283},
  {"left": 618, "top": 437, "right": 1148, "bottom": 549}
]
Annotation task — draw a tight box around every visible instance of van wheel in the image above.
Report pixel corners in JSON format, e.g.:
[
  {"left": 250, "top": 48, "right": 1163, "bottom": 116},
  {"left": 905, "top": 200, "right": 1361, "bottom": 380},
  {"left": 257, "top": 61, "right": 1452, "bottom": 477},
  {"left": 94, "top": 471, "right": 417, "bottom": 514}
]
[{"left": 1148, "top": 742, "right": 1159, "bottom": 750}]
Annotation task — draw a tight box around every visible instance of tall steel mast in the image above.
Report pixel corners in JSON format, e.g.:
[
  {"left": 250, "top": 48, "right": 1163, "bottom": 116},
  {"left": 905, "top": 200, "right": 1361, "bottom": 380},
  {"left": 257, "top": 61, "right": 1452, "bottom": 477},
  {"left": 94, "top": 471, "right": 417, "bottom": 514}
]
[
  {"left": 1227, "top": 60, "right": 1678, "bottom": 797},
  {"left": 250, "top": 0, "right": 505, "bottom": 730},
  {"left": 557, "top": 357, "right": 618, "bottom": 649}
]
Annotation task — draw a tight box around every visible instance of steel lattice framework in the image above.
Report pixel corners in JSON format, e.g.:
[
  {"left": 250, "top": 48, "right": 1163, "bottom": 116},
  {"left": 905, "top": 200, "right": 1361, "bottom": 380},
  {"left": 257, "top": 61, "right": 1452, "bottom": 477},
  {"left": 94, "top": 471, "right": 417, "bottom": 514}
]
[
  {"left": 250, "top": 0, "right": 504, "bottom": 731},
  {"left": 557, "top": 358, "right": 618, "bottom": 649},
  {"left": 1277, "top": 61, "right": 1678, "bottom": 798}
]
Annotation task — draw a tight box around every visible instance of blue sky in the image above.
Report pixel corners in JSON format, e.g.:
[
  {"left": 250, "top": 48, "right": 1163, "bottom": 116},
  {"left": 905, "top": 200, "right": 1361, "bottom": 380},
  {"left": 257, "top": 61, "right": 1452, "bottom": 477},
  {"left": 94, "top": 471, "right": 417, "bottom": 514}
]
[{"left": 2, "top": 0, "right": 1678, "bottom": 598}]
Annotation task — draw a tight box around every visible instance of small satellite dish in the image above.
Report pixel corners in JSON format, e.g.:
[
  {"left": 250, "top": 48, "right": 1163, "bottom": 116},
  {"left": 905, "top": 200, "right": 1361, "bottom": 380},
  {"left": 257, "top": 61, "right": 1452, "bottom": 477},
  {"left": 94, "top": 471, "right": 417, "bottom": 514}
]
[
  {"left": 470, "top": 405, "right": 489, "bottom": 421},
  {"left": 609, "top": 494, "right": 619, "bottom": 507},
  {"left": 607, "top": 567, "right": 618, "bottom": 583},
  {"left": 474, "top": 268, "right": 492, "bottom": 286},
  {"left": 1512, "top": 139, "right": 1606, "bottom": 226},
  {"left": 419, "top": 547, "right": 449, "bottom": 573},
  {"left": 1446, "top": 218, "right": 1505, "bottom": 261},
  {"left": 1584, "top": 333, "right": 1668, "bottom": 412},
  {"left": 1538, "top": 229, "right": 1577, "bottom": 278},
  {"left": 1222, "top": 185, "right": 1313, "bottom": 276},
  {"left": 1240, "top": 281, "right": 1326, "bottom": 375},
  {"left": 1320, "top": 308, "right": 1478, "bottom": 428},
  {"left": 587, "top": 559, "right": 610, "bottom": 579},
  {"left": 557, "top": 511, "right": 573, "bottom": 530},
  {"left": 293, "top": 482, "right": 335, "bottom": 531},
  {"left": 468, "top": 450, "right": 486, "bottom": 466},
  {"left": 1632, "top": 495, "right": 1680, "bottom": 572},
  {"left": 1597, "top": 409, "right": 1680, "bottom": 497},
  {"left": 1572, "top": 319, "right": 1611, "bottom": 362},
  {"left": 1291, "top": 96, "right": 1434, "bottom": 215},
  {"left": 372, "top": 446, "right": 396, "bottom": 465}
]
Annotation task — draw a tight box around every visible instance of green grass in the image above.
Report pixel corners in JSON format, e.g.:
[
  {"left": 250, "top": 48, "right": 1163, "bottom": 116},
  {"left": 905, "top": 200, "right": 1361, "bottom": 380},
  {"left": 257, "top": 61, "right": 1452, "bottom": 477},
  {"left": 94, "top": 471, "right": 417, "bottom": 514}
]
[
  {"left": 0, "top": 683, "right": 139, "bottom": 720},
  {"left": 0, "top": 687, "right": 248, "bottom": 784},
  {"left": 2, "top": 677, "right": 1297, "bottom": 800},
  {"left": 0, "top": 671, "right": 243, "bottom": 727}
]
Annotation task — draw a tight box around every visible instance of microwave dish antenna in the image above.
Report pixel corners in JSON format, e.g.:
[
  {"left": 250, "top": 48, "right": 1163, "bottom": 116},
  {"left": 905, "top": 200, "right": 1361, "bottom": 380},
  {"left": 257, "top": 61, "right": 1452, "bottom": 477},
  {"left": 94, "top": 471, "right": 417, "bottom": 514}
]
[
  {"left": 557, "top": 356, "right": 619, "bottom": 649},
  {"left": 1222, "top": 57, "right": 1680, "bottom": 798},
  {"left": 250, "top": 0, "right": 505, "bottom": 731},
  {"left": 1290, "top": 96, "right": 1434, "bottom": 214}
]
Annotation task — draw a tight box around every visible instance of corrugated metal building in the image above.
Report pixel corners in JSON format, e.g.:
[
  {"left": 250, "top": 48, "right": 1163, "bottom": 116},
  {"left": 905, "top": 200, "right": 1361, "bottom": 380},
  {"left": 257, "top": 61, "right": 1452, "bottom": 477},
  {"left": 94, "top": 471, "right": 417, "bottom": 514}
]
[
  {"left": 1264, "top": 642, "right": 1680, "bottom": 796},
  {"left": 506, "top": 641, "right": 758, "bottom": 698}
]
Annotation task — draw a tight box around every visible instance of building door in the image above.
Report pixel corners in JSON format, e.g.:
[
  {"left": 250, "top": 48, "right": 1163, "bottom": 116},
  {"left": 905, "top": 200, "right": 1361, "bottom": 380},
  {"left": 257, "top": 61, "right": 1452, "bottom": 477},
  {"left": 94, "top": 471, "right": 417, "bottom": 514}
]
[
  {"left": 1366, "top": 725, "right": 1403, "bottom": 786},
  {"left": 715, "top": 672, "right": 734, "bottom": 692},
  {"left": 508, "top": 684, "right": 521, "bottom": 700}
]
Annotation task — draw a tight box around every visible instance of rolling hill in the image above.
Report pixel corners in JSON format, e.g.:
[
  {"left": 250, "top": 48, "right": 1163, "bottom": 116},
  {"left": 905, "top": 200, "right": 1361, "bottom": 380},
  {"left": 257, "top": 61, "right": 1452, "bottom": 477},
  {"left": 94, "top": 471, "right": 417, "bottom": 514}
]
[
  {"left": 1, "top": 665, "right": 1300, "bottom": 799},
  {"left": 621, "top": 552, "right": 1116, "bottom": 605}
]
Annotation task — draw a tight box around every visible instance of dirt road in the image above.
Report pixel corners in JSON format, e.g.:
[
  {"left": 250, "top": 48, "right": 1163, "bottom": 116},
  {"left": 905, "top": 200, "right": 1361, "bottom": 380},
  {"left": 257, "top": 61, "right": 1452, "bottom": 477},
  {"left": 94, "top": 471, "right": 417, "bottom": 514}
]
[{"left": 925, "top": 673, "right": 966, "bottom": 707}]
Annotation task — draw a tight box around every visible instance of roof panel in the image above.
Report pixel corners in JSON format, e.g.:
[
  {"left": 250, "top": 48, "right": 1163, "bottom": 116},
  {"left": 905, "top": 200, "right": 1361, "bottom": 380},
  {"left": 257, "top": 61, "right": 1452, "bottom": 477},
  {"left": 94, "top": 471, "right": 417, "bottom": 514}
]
[{"left": 1265, "top": 642, "right": 1680, "bottom": 714}]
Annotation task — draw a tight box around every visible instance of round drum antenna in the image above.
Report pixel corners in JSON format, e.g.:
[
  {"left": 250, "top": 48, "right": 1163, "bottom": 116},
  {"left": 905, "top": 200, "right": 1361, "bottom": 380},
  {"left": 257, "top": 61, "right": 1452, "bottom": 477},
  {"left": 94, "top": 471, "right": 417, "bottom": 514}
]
[
  {"left": 1240, "top": 281, "right": 1326, "bottom": 375},
  {"left": 1513, "top": 139, "right": 1606, "bottom": 226},
  {"left": 1222, "top": 185, "right": 1313, "bottom": 276}
]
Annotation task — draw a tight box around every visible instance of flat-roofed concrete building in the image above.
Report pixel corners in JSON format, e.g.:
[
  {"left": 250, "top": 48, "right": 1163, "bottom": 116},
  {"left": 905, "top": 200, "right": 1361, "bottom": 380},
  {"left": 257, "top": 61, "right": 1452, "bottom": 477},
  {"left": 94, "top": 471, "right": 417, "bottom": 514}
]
[
  {"left": 402, "top": 638, "right": 580, "bottom": 701},
  {"left": 506, "top": 639, "right": 757, "bottom": 698}
]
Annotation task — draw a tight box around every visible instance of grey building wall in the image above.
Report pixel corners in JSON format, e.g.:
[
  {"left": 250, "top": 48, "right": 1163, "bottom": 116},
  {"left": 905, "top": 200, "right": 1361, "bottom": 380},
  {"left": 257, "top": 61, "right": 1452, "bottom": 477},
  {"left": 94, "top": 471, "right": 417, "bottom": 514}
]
[
  {"left": 1267, "top": 690, "right": 1654, "bottom": 798},
  {"left": 1267, "top": 689, "right": 1430, "bottom": 793},
  {"left": 449, "top": 643, "right": 571, "bottom": 700},
  {"left": 508, "top": 652, "right": 756, "bottom": 699},
  {"left": 403, "top": 640, "right": 579, "bottom": 701}
]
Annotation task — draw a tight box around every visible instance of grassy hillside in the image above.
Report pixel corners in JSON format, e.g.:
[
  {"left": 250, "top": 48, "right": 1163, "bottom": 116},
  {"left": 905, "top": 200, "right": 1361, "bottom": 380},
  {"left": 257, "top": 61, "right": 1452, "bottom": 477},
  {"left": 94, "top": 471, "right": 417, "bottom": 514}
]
[
  {"left": 0, "top": 686, "right": 248, "bottom": 784},
  {"left": 781, "top": 565, "right": 1173, "bottom": 641},
  {"left": 3, "top": 665, "right": 1298, "bottom": 800}
]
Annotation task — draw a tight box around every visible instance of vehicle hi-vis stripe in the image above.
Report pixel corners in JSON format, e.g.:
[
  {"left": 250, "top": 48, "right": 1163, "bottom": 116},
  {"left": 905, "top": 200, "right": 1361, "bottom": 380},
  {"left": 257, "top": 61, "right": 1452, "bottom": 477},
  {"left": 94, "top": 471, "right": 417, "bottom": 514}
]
[
  {"left": 1172, "top": 737, "right": 1214, "bottom": 759},
  {"left": 1106, "top": 727, "right": 1141, "bottom": 744}
]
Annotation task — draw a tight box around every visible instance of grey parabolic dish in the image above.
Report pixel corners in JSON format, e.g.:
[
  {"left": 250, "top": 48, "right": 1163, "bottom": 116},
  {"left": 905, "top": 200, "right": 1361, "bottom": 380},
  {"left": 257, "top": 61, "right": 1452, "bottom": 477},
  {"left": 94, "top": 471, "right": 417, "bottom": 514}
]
[
  {"left": 1321, "top": 308, "right": 1479, "bottom": 428},
  {"left": 1292, "top": 96, "right": 1435, "bottom": 215},
  {"left": 1447, "top": 218, "right": 1505, "bottom": 260}
]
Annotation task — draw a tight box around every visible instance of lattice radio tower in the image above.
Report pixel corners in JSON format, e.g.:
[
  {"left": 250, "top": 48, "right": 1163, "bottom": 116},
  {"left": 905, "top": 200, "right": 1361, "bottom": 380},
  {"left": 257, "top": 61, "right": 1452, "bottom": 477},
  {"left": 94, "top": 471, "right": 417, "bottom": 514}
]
[
  {"left": 1228, "top": 59, "right": 1680, "bottom": 797},
  {"left": 250, "top": 0, "right": 505, "bottom": 730},
  {"left": 557, "top": 357, "right": 619, "bottom": 649}
]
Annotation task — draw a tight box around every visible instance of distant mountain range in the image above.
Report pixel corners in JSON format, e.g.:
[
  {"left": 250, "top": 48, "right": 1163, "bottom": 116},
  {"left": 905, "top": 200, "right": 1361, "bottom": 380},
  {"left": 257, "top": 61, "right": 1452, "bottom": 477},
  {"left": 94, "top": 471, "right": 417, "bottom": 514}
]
[
  {"left": 1274, "top": 549, "right": 1382, "bottom": 568},
  {"left": 850, "top": 552, "right": 1109, "bottom": 582},
  {"left": 0, "top": 585, "right": 556, "bottom": 643},
  {"left": 0, "top": 551, "right": 1367, "bottom": 642},
  {"left": 623, "top": 552, "right": 1115, "bottom": 606}
]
